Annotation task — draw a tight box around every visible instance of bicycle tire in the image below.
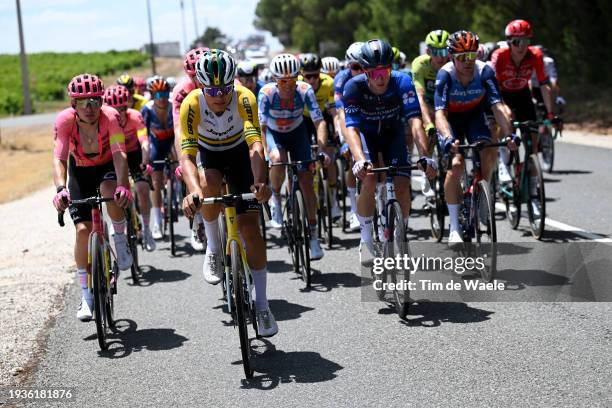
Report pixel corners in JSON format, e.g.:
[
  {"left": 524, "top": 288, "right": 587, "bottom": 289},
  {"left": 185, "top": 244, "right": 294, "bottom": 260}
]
[
  {"left": 475, "top": 179, "right": 497, "bottom": 282},
  {"left": 337, "top": 158, "right": 348, "bottom": 232},
  {"left": 218, "top": 213, "right": 228, "bottom": 300},
  {"left": 127, "top": 208, "right": 140, "bottom": 284},
  {"left": 90, "top": 233, "right": 108, "bottom": 351},
  {"left": 539, "top": 127, "right": 555, "bottom": 173},
  {"left": 259, "top": 206, "right": 267, "bottom": 243},
  {"left": 295, "top": 189, "right": 311, "bottom": 287},
  {"left": 504, "top": 152, "right": 521, "bottom": 229},
  {"left": 386, "top": 201, "right": 410, "bottom": 318},
  {"left": 231, "top": 240, "right": 254, "bottom": 378},
  {"left": 323, "top": 178, "right": 333, "bottom": 249},
  {"left": 430, "top": 161, "right": 446, "bottom": 242},
  {"left": 527, "top": 154, "right": 546, "bottom": 240},
  {"left": 168, "top": 178, "right": 176, "bottom": 256}
]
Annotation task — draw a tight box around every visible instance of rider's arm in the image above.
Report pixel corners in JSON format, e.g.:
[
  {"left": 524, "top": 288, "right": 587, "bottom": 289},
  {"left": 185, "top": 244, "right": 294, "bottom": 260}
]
[
  {"left": 411, "top": 58, "right": 434, "bottom": 130},
  {"left": 179, "top": 90, "right": 203, "bottom": 196},
  {"left": 482, "top": 65, "right": 512, "bottom": 136},
  {"left": 400, "top": 74, "right": 429, "bottom": 157},
  {"left": 433, "top": 69, "right": 454, "bottom": 142},
  {"left": 106, "top": 110, "right": 129, "bottom": 187},
  {"left": 341, "top": 78, "right": 365, "bottom": 161},
  {"left": 238, "top": 89, "right": 267, "bottom": 184},
  {"left": 256, "top": 88, "right": 270, "bottom": 159},
  {"left": 52, "top": 115, "right": 70, "bottom": 188},
  {"left": 134, "top": 112, "right": 150, "bottom": 165},
  {"left": 533, "top": 50, "right": 554, "bottom": 118},
  {"left": 490, "top": 102, "right": 513, "bottom": 137},
  {"left": 304, "top": 86, "right": 328, "bottom": 148}
]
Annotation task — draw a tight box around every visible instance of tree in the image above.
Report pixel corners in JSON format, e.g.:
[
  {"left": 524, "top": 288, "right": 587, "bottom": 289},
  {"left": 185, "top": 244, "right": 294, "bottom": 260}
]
[{"left": 191, "top": 27, "right": 231, "bottom": 50}]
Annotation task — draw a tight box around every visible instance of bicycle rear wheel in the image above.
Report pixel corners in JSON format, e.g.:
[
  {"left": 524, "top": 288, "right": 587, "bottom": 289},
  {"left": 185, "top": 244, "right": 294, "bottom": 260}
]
[
  {"left": 503, "top": 152, "right": 521, "bottom": 229},
  {"left": 527, "top": 154, "right": 546, "bottom": 240},
  {"left": 127, "top": 208, "right": 140, "bottom": 284},
  {"left": 90, "top": 233, "right": 109, "bottom": 351},
  {"left": 323, "top": 178, "right": 333, "bottom": 249},
  {"left": 168, "top": 179, "right": 176, "bottom": 256},
  {"left": 294, "top": 189, "right": 311, "bottom": 287},
  {"left": 475, "top": 180, "right": 497, "bottom": 282},
  {"left": 430, "top": 162, "right": 446, "bottom": 242},
  {"left": 386, "top": 201, "right": 410, "bottom": 319},
  {"left": 231, "top": 240, "right": 254, "bottom": 378},
  {"left": 336, "top": 158, "right": 348, "bottom": 232},
  {"left": 539, "top": 126, "right": 555, "bottom": 173}
]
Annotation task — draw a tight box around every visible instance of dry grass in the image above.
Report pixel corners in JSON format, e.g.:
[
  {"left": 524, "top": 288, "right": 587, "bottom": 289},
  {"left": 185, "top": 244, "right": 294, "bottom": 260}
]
[{"left": 0, "top": 124, "right": 54, "bottom": 203}]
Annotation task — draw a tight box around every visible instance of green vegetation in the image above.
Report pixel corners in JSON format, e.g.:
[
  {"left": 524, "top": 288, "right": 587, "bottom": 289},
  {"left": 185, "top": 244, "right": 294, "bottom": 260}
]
[
  {"left": 0, "top": 50, "right": 147, "bottom": 115},
  {"left": 255, "top": 0, "right": 612, "bottom": 86}
]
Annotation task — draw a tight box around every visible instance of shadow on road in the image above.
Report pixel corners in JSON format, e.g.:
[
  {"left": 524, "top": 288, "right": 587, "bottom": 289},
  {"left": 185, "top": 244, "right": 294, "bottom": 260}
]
[
  {"left": 130, "top": 264, "right": 191, "bottom": 286},
  {"left": 306, "top": 270, "right": 362, "bottom": 293},
  {"left": 216, "top": 298, "right": 314, "bottom": 325},
  {"left": 239, "top": 339, "right": 343, "bottom": 389},
  {"left": 551, "top": 169, "right": 592, "bottom": 175},
  {"left": 383, "top": 301, "right": 495, "bottom": 327},
  {"left": 88, "top": 319, "right": 188, "bottom": 358}
]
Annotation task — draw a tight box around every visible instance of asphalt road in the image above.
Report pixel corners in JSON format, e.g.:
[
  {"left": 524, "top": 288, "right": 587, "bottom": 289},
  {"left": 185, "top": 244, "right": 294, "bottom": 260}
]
[{"left": 23, "top": 141, "right": 612, "bottom": 407}]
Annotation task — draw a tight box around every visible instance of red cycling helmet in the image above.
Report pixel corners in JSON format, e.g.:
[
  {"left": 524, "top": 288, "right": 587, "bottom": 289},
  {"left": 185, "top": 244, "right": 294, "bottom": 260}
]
[
  {"left": 103, "top": 85, "right": 130, "bottom": 108},
  {"left": 68, "top": 73, "right": 105, "bottom": 98},
  {"left": 184, "top": 47, "right": 210, "bottom": 76},
  {"left": 505, "top": 19, "right": 532, "bottom": 38}
]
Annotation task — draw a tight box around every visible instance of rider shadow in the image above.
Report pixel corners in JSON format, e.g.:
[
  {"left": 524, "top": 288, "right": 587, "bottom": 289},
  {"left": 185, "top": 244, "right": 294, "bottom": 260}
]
[
  {"left": 267, "top": 259, "right": 294, "bottom": 274},
  {"left": 217, "top": 298, "right": 314, "bottom": 325},
  {"left": 493, "top": 268, "right": 570, "bottom": 291},
  {"left": 551, "top": 169, "right": 592, "bottom": 175},
  {"left": 408, "top": 227, "right": 437, "bottom": 242},
  {"left": 132, "top": 264, "right": 191, "bottom": 286},
  {"left": 88, "top": 319, "right": 189, "bottom": 359},
  {"left": 239, "top": 339, "right": 344, "bottom": 390},
  {"left": 334, "top": 236, "right": 361, "bottom": 250},
  {"left": 307, "top": 270, "right": 362, "bottom": 293},
  {"left": 386, "top": 301, "right": 495, "bottom": 327}
]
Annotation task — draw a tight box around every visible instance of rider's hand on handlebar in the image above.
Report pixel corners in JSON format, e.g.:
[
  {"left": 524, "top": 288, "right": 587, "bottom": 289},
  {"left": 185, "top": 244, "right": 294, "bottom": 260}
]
[
  {"left": 114, "top": 185, "right": 132, "bottom": 208},
  {"left": 140, "top": 163, "right": 153, "bottom": 176},
  {"left": 505, "top": 134, "right": 521, "bottom": 151},
  {"left": 174, "top": 165, "right": 183, "bottom": 181},
  {"left": 418, "top": 156, "right": 438, "bottom": 179},
  {"left": 182, "top": 192, "right": 202, "bottom": 219},
  {"left": 251, "top": 183, "right": 272, "bottom": 203},
  {"left": 53, "top": 188, "right": 70, "bottom": 212},
  {"left": 443, "top": 138, "right": 459, "bottom": 155},
  {"left": 352, "top": 159, "right": 371, "bottom": 180}
]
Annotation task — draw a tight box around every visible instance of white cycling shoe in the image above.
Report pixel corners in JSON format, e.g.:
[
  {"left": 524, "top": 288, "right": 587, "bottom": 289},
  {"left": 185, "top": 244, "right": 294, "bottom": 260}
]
[
  {"left": 310, "top": 238, "right": 324, "bottom": 260},
  {"left": 77, "top": 297, "right": 93, "bottom": 322},
  {"left": 269, "top": 203, "right": 283, "bottom": 229},
  {"left": 113, "top": 233, "right": 133, "bottom": 271},
  {"left": 498, "top": 163, "right": 512, "bottom": 183},
  {"left": 143, "top": 227, "right": 156, "bottom": 252},
  {"left": 348, "top": 212, "right": 360, "bottom": 231},
  {"left": 359, "top": 241, "right": 377, "bottom": 268},
  {"left": 448, "top": 230, "right": 464, "bottom": 247},
  {"left": 202, "top": 251, "right": 222, "bottom": 285},
  {"left": 151, "top": 223, "right": 163, "bottom": 240},
  {"left": 190, "top": 229, "right": 205, "bottom": 251},
  {"left": 331, "top": 204, "right": 341, "bottom": 221},
  {"left": 256, "top": 308, "right": 279, "bottom": 337}
]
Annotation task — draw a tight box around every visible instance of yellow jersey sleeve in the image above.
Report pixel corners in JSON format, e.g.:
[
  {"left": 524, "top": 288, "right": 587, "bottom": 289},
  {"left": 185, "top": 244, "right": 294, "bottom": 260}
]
[
  {"left": 179, "top": 89, "right": 201, "bottom": 156},
  {"left": 236, "top": 85, "right": 262, "bottom": 147},
  {"left": 132, "top": 94, "right": 148, "bottom": 112}
]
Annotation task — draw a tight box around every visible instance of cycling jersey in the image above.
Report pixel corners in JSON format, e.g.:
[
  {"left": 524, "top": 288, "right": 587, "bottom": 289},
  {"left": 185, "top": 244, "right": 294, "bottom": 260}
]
[
  {"left": 132, "top": 93, "right": 148, "bottom": 111},
  {"left": 257, "top": 81, "right": 322, "bottom": 133},
  {"left": 172, "top": 78, "right": 196, "bottom": 136},
  {"left": 411, "top": 54, "right": 437, "bottom": 104},
  {"left": 342, "top": 71, "right": 422, "bottom": 133},
  {"left": 180, "top": 84, "right": 261, "bottom": 155},
  {"left": 491, "top": 46, "right": 549, "bottom": 92},
  {"left": 122, "top": 108, "right": 147, "bottom": 153},
  {"left": 141, "top": 100, "right": 174, "bottom": 141},
  {"left": 54, "top": 105, "right": 126, "bottom": 167},
  {"left": 298, "top": 73, "right": 335, "bottom": 117},
  {"left": 334, "top": 68, "right": 360, "bottom": 109},
  {"left": 434, "top": 60, "right": 502, "bottom": 113}
]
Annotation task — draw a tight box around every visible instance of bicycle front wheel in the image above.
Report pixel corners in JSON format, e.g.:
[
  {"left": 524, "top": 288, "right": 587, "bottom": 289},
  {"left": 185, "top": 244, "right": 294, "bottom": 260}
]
[
  {"left": 475, "top": 180, "right": 497, "bottom": 282},
  {"left": 168, "top": 179, "right": 176, "bottom": 256},
  {"left": 127, "top": 207, "right": 140, "bottom": 284},
  {"left": 230, "top": 240, "right": 254, "bottom": 378},
  {"left": 503, "top": 152, "right": 521, "bottom": 229},
  {"left": 539, "top": 126, "right": 555, "bottom": 173},
  {"left": 323, "top": 178, "right": 333, "bottom": 249},
  {"left": 527, "top": 154, "right": 546, "bottom": 240},
  {"left": 294, "top": 189, "right": 311, "bottom": 287},
  {"left": 91, "top": 233, "right": 109, "bottom": 351},
  {"left": 386, "top": 201, "right": 410, "bottom": 318}
]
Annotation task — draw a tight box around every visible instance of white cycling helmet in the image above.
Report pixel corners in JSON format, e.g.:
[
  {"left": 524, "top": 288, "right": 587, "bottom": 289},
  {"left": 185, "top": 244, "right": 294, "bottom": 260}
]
[
  {"left": 237, "top": 60, "right": 258, "bottom": 77},
  {"left": 166, "top": 76, "right": 177, "bottom": 90},
  {"left": 195, "top": 49, "right": 236, "bottom": 87},
  {"left": 269, "top": 53, "right": 300, "bottom": 79},
  {"left": 259, "top": 67, "right": 274, "bottom": 83},
  {"left": 345, "top": 42, "right": 365, "bottom": 63},
  {"left": 321, "top": 57, "right": 340, "bottom": 75}
]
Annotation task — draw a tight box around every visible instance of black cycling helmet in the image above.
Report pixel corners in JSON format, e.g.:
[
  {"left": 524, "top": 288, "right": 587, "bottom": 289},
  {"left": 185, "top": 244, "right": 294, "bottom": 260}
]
[
  {"left": 358, "top": 39, "right": 394, "bottom": 69},
  {"left": 300, "top": 53, "right": 322, "bottom": 72}
]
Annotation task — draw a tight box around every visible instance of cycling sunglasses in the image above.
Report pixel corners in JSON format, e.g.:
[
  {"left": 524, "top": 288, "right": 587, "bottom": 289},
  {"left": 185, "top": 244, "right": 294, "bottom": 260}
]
[
  {"left": 510, "top": 38, "right": 530, "bottom": 47},
  {"left": 429, "top": 47, "right": 449, "bottom": 57},
  {"left": 203, "top": 84, "right": 233, "bottom": 97},
  {"left": 303, "top": 73, "right": 320, "bottom": 80},
  {"left": 365, "top": 66, "right": 391, "bottom": 81},
  {"left": 276, "top": 77, "right": 297, "bottom": 87},
  {"left": 453, "top": 52, "right": 478, "bottom": 62},
  {"left": 74, "top": 98, "right": 102, "bottom": 109},
  {"left": 154, "top": 91, "right": 170, "bottom": 99}
]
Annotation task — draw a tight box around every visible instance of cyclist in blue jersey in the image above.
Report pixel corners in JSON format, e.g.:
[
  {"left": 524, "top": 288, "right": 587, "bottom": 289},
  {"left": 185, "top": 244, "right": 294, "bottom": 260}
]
[
  {"left": 258, "top": 53, "right": 330, "bottom": 260},
  {"left": 334, "top": 42, "right": 365, "bottom": 231},
  {"left": 435, "top": 30, "right": 517, "bottom": 244},
  {"left": 142, "top": 77, "right": 175, "bottom": 239},
  {"left": 236, "top": 60, "right": 264, "bottom": 97},
  {"left": 343, "top": 39, "right": 436, "bottom": 265}
]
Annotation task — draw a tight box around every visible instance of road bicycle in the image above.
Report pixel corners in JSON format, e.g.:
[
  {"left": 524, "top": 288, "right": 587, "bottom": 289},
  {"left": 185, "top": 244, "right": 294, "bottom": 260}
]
[
  {"left": 535, "top": 102, "right": 563, "bottom": 173},
  {"left": 152, "top": 157, "right": 179, "bottom": 255}
]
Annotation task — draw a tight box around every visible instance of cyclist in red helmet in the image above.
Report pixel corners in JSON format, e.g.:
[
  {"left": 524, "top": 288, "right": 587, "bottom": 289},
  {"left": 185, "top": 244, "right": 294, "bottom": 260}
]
[{"left": 52, "top": 74, "right": 133, "bottom": 321}]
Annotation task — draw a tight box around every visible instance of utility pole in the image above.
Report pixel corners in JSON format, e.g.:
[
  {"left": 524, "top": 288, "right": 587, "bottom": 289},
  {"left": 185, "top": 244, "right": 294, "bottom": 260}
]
[
  {"left": 180, "top": 0, "right": 188, "bottom": 53},
  {"left": 146, "top": 0, "right": 156, "bottom": 74},
  {"left": 15, "top": 0, "right": 32, "bottom": 114},
  {"left": 192, "top": 0, "right": 199, "bottom": 40}
]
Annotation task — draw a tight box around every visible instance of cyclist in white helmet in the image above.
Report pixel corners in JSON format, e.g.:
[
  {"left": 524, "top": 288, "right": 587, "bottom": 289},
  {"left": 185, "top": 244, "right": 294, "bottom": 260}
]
[{"left": 321, "top": 56, "right": 341, "bottom": 78}]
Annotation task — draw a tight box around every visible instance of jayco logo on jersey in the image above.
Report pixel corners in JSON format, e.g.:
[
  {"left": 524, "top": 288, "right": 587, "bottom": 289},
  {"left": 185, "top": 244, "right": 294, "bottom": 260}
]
[
  {"left": 228, "top": 115, "right": 233, "bottom": 123},
  {"left": 187, "top": 106, "right": 196, "bottom": 133}
]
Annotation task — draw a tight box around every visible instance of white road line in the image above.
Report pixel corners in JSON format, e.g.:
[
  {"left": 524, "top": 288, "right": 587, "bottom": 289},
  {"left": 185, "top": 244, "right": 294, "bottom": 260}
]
[{"left": 494, "top": 202, "right": 612, "bottom": 242}]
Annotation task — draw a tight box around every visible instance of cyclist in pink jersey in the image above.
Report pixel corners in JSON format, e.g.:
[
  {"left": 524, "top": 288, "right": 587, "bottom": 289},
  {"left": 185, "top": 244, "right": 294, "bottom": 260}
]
[
  {"left": 104, "top": 85, "right": 156, "bottom": 251},
  {"left": 172, "top": 47, "right": 209, "bottom": 250},
  {"left": 52, "top": 73, "right": 133, "bottom": 322}
]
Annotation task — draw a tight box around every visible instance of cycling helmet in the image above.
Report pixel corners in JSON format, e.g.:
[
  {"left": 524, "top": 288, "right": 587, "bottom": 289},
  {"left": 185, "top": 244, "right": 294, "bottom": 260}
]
[
  {"left": 358, "top": 39, "right": 394, "bottom": 68},
  {"left": 133, "top": 76, "right": 146, "bottom": 92},
  {"left": 166, "top": 76, "right": 177, "bottom": 90},
  {"left": 195, "top": 49, "right": 236, "bottom": 87},
  {"left": 321, "top": 57, "right": 340, "bottom": 75},
  {"left": 116, "top": 73, "right": 134, "bottom": 90},
  {"left": 269, "top": 53, "right": 300, "bottom": 78},
  {"left": 103, "top": 85, "right": 130, "bottom": 108},
  {"left": 425, "top": 30, "right": 450, "bottom": 49},
  {"left": 345, "top": 42, "right": 364, "bottom": 63},
  {"left": 236, "top": 60, "right": 258, "bottom": 77},
  {"left": 505, "top": 19, "right": 532, "bottom": 38},
  {"left": 447, "top": 30, "right": 480, "bottom": 54},
  {"left": 148, "top": 77, "right": 169, "bottom": 93},
  {"left": 300, "top": 53, "right": 322, "bottom": 72},
  {"left": 259, "top": 67, "right": 274, "bottom": 83},
  {"left": 184, "top": 47, "right": 209, "bottom": 76},
  {"left": 392, "top": 47, "right": 401, "bottom": 62},
  {"left": 68, "top": 73, "right": 105, "bottom": 98},
  {"left": 398, "top": 51, "right": 406, "bottom": 66}
]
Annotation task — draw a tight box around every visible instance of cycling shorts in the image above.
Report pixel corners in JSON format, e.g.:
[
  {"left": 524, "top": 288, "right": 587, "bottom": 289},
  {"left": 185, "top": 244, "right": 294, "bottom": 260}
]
[
  {"left": 448, "top": 107, "right": 492, "bottom": 145},
  {"left": 150, "top": 137, "right": 174, "bottom": 171},
  {"left": 502, "top": 87, "right": 537, "bottom": 122},
  {"left": 127, "top": 149, "right": 147, "bottom": 183},
  {"left": 360, "top": 122, "right": 411, "bottom": 177},
  {"left": 67, "top": 156, "right": 116, "bottom": 225},
  {"left": 266, "top": 121, "right": 312, "bottom": 172}
]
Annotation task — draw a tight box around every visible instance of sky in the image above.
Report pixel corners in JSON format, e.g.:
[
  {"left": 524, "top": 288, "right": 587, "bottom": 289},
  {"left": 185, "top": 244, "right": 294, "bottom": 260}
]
[{"left": 0, "top": 0, "right": 283, "bottom": 54}]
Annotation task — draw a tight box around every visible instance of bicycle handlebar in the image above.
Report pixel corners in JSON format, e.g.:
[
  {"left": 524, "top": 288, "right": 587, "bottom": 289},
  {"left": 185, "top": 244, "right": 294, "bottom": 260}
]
[
  {"left": 366, "top": 158, "right": 428, "bottom": 175},
  {"left": 57, "top": 195, "right": 116, "bottom": 227},
  {"left": 269, "top": 153, "right": 326, "bottom": 168},
  {"left": 192, "top": 193, "right": 256, "bottom": 208}
]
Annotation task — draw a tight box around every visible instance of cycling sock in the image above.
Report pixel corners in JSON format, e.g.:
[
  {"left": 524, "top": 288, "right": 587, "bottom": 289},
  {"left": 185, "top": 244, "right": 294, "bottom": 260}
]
[
  {"left": 142, "top": 213, "right": 150, "bottom": 228},
  {"left": 448, "top": 204, "right": 461, "bottom": 232},
  {"left": 309, "top": 222, "right": 318, "bottom": 239},
  {"left": 204, "top": 219, "right": 221, "bottom": 253},
  {"left": 357, "top": 214, "right": 373, "bottom": 243},
  {"left": 153, "top": 207, "right": 162, "bottom": 226},
  {"left": 252, "top": 267, "right": 268, "bottom": 311},
  {"left": 348, "top": 187, "right": 357, "bottom": 214},
  {"left": 272, "top": 191, "right": 281, "bottom": 208},
  {"left": 77, "top": 269, "right": 92, "bottom": 304},
  {"left": 112, "top": 219, "right": 126, "bottom": 235}
]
